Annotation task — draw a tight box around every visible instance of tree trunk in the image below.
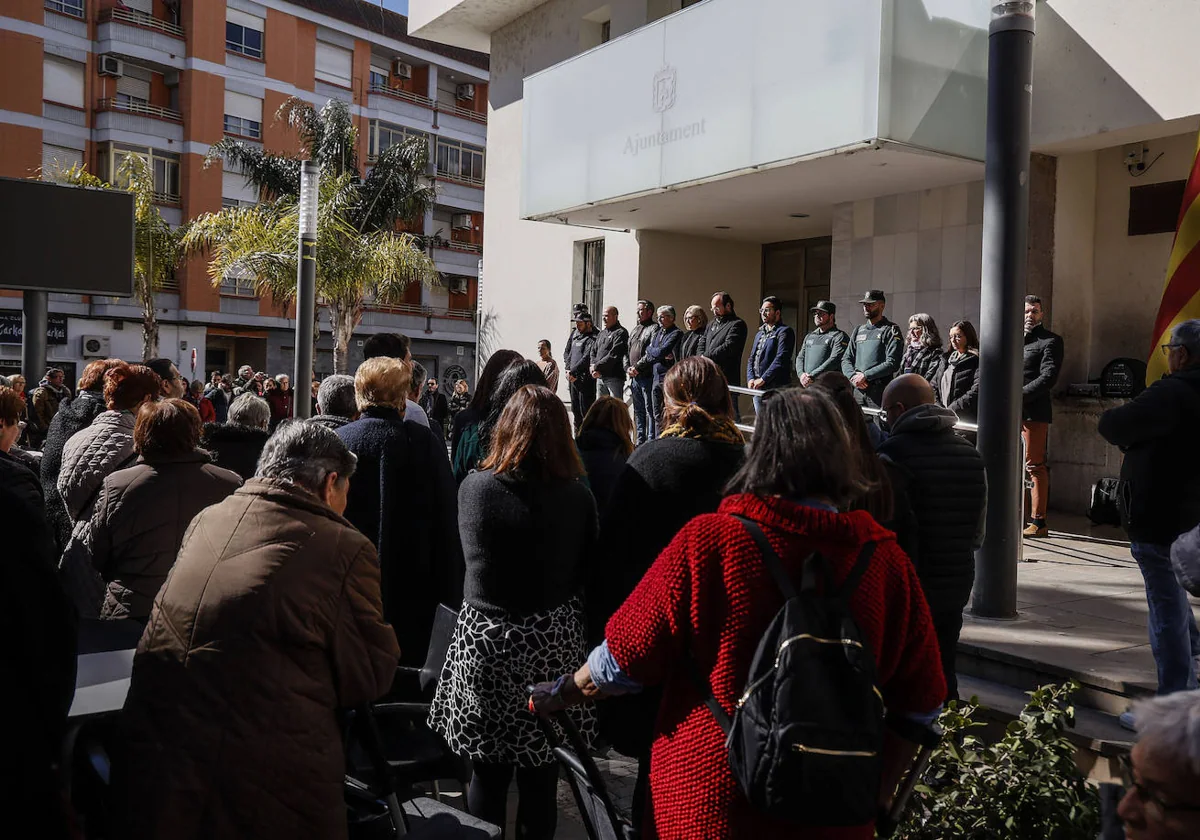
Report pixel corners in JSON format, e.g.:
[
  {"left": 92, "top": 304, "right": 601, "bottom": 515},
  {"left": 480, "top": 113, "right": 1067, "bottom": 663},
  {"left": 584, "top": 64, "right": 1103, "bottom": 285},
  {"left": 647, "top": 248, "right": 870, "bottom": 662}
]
[
  {"left": 330, "top": 303, "right": 360, "bottom": 374},
  {"left": 140, "top": 279, "right": 159, "bottom": 360}
]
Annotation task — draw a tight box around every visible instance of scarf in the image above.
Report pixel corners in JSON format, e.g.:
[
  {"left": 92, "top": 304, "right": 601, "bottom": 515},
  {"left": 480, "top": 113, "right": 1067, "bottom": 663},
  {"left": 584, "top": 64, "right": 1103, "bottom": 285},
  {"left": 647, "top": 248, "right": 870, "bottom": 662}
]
[{"left": 658, "top": 411, "right": 745, "bottom": 445}]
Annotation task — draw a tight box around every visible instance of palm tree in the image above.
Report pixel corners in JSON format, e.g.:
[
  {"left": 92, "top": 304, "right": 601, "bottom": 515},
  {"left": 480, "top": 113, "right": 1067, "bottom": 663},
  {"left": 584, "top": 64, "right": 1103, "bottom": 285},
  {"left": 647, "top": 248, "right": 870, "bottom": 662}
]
[
  {"left": 51, "top": 155, "right": 178, "bottom": 360},
  {"left": 187, "top": 97, "right": 438, "bottom": 371}
]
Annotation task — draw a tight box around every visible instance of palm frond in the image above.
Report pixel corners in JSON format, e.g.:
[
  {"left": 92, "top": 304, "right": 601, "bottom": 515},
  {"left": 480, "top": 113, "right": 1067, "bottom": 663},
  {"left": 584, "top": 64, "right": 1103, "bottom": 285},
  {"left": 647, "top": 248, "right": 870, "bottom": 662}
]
[
  {"left": 355, "top": 136, "right": 436, "bottom": 232},
  {"left": 205, "top": 138, "right": 300, "bottom": 201},
  {"left": 313, "top": 99, "right": 359, "bottom": 179}
]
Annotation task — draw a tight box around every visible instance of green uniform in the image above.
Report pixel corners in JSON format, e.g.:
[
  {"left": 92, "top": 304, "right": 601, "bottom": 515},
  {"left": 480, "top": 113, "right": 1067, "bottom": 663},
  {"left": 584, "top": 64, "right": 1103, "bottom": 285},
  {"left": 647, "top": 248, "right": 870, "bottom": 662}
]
[
  {"left": 796, "top": 327, "right": 850, "bottom": 379},
  {"left": 841, "top": 317, "right": 904, "bottom": 406}
]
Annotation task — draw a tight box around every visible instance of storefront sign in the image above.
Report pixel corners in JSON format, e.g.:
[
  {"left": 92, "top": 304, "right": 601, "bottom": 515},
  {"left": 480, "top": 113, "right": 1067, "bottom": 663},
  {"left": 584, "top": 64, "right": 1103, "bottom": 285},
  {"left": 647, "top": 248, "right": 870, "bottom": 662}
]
[{"left": 0, "top": 312, "right": 69, "bottom": 345}]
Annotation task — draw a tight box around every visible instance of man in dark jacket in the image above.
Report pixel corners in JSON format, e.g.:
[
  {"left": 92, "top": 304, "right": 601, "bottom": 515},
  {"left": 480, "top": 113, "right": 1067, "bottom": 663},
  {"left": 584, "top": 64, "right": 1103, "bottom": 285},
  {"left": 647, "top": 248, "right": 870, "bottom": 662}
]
[
  {"left": 1099, "top": 319, "right": 1200, "bottom": 701},
  {"left": 1021, "top": 295, "right": 1065, "bottom": 537},
  {"left": 312, "top": 374, "right": 358, "bottom": 431},
  {"left": 31, "top": 368, "right": 71, "bottom": 448},
  {"left": 878, "top": 374, "right": 987, "bottom": 701},
  {"left": 797, "top": 300, "right": 850, "bottom": 387},
  {"left": 746, "top": 295, "right": 796, "bottom": 413},
  {"left": 591, "top": 305, "right": 629, "bottom": 399},
  {"left": 337, "top": 356, "right": 463, "bottom": 665},
  {"left": 626, "top": 300, "right": 658, "bottom": 444},
  {"left": 704, "top": 291, "right": 749, "bottom": 390},
  {"left": 419, "top": 377, "right": 451, "bottom": 439},
  {"left": 842, "top": 289, "right": 904, "bottom": 409},
  {"left": 638, "top": 305, "right": 683, "bottom": 431},
  {"left": 566, "top": 311, "right": 598, "bottom": 433}
]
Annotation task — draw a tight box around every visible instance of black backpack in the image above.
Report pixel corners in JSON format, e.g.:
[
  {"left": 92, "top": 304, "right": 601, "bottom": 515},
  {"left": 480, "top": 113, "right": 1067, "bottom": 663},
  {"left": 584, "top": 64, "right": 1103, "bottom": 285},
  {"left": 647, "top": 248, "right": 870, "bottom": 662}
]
[{"left": 691, "top": 516, "right": 885, "bottom": 826}]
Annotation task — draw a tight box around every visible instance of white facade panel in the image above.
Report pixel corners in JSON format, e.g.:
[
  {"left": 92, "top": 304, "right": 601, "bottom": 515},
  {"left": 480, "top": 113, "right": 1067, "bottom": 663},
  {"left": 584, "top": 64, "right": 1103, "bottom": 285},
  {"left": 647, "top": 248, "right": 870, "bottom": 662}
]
[{"left": 41, "top": 144, "right": 83, "bottom": 180}]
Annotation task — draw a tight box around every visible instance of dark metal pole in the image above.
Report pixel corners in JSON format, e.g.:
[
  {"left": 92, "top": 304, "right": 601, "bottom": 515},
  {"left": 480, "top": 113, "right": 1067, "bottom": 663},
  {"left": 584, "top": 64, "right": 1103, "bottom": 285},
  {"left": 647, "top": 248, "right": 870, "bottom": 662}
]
[
  {"left": 21, "top": 291, "right": 48, "bottom": 388},
  {"left": 293, "top": 160, "right": 320, "bottom": 419},
  {"left": 971, "top": 1, "right": 1036, "bottom": 620}
]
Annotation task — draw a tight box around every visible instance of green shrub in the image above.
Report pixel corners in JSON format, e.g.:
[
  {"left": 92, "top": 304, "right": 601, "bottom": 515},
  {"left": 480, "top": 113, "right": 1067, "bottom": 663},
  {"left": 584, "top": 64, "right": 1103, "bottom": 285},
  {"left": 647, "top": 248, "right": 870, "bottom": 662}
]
[{"left": 896, "top": 681, "right": 1101, "bottom": 840}]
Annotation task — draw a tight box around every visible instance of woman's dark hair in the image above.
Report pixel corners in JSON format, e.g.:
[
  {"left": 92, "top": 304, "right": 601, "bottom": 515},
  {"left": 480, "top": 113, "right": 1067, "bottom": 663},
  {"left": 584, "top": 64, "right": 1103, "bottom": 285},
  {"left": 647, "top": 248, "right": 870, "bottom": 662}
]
[
  {"left": 579, "top": 396, "right": 635, "bottom": 457},
  {"left": 482, "top": 385, "right": 584, "bottom": 481},
  {"left": 949, "top": 320, "right": 980, "bottom": 352},
  {"left": 134, "top": 398, "right": 202, "bottom": 459},
  {"left": 78, "top": 358, "right": 124, "bottom": 393},
  {"left": 104, "top": 363, "right": 162, "bottom": 412},
  {"left": 363, "top": 332, "right": 411, "bottom": 361},
  {"left": 726, "top": 386, "right": 870, "bottom": 509},
  {"left": 661, "top": 355, "right": 734, "bottom": 429},
  {"left": 470, "top": 349, "right": 524, "bottom": 413},
  {"left": 479, "top": 360, "right": 549, "bottom": 447},
  {"left": 810, "top": 372, "right": 891, "bottom": 520}
]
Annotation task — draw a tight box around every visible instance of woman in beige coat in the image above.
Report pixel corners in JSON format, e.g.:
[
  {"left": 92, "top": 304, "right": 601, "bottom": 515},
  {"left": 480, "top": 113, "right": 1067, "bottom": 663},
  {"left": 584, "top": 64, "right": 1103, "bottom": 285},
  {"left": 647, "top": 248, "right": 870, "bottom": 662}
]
[{"left": 116, "top": 421, "right": 400, "bottom": 840}]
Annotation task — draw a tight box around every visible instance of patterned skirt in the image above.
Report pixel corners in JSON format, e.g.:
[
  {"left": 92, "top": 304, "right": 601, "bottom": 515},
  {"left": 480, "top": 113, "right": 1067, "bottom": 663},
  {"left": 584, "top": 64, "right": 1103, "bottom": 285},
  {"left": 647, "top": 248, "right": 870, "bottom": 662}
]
[{"left": 428, "top": 598, "right": 596, "bottom": 767}]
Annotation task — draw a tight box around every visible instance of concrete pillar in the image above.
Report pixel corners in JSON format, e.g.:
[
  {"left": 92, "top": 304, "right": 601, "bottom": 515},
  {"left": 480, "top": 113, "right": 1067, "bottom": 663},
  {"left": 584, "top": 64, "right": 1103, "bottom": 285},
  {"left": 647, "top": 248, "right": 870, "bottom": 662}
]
[{"left": 1052, "top": 151, "right": 1098, "bottom": 385}]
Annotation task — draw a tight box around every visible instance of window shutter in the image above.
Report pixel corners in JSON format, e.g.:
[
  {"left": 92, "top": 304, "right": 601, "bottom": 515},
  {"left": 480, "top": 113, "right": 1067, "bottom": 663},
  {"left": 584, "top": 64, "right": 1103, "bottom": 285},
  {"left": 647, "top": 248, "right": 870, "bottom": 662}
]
[
  {"left": 43, "top": 56, "right": 84, "bottom": 108},
  {"left": 315, "top": 41, "right": 353, "bottom": 87},
  {"left": 222, "top": 171, "right": 258, "bottom": 204},
  {"left": 42, "top": 144, "right": 83, "bottom": 180},
  {"left": 226, "top": 8, "right": 263, "bottom": 29},
  {"left": 223, "top": 90, "right": 262, "bottom": 122},
  {"left": 116, "top": 65, "right": 151, "bottom": 101},
  {"left": 123, "top": 0, "right": 152, "bottom": 12}
]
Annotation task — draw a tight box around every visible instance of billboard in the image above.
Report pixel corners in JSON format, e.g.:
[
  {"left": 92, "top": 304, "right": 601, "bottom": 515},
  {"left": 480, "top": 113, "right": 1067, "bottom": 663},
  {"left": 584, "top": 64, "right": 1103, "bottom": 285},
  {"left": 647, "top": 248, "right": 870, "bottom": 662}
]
[{"left": 0, "top": 177, "right": 135, "bottom": 297}]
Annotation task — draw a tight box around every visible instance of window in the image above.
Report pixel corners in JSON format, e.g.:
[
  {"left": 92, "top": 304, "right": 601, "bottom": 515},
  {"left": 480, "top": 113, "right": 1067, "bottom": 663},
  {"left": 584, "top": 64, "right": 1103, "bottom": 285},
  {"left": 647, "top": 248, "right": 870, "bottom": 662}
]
[
  {"left": 226, "top": 9, "right": 264, "bottom": 59},
  {"left": 45, "top": 0, "right": 84, "bottom": 17},
  {"left": 369, "top": 121, "right": 427, "bottom": 160},
  {"left": 115, "top": 64, "right": 151, "bottom": 106},
  {"left": 100, "top": 144, "right": 181, "bottom": 202},
  {"left": 315, "top": 41, "right": 353, "bottom": 87},
  {"left": 222, "top": 170, "right": 258, "bottom": 207},
  {"left": 435, "top": 138, "right": 485, "bottom": 184},
  {"left": 43, "top": 55, "right": 84, "bottom": 108},
  {"left": 574, "top": 239, "right": 605, "bottom": 319},
  {"left": 369, "top": 67, "right": 389, "bottom": 91},
  {"left": 220, "top": 270, "right": 258, "bottom": 297},
  {"left": 224, "top": 90, "right": 263, "bottom": 139},
  {"left": 1129, "top": 180, "right": 1187, "bottom": 236},
  {"left": 41, "top": 144, "right": 83, "bottom": 181}
]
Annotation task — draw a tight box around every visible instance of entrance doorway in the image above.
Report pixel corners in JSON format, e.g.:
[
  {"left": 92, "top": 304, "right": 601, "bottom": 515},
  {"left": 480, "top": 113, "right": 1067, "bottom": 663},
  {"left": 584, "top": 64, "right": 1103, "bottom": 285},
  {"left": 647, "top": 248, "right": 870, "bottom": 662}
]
[{"left": 761, "top": 237, "right": 831, "bottom": 340}]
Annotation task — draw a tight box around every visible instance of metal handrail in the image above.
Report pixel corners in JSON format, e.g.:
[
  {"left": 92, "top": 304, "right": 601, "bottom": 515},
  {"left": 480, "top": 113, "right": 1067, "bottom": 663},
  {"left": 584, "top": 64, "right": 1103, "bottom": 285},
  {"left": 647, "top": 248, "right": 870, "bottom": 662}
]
[
  {"left": 98, "top": 6, "right": 185, "bottom": 38},
  {"left": 438, "top": 100, "right": 487, "bottom": 124},
  {"left": 97, "top": 98, "right": 183, "bottom": 123},
  {"left": 366, "top": 302, "right": 476, "bottom": 319},
  {"left": 727, "top": 384, "right": 979, "bottom": 435},
  {"left": 368, "top": 83, "right": 435, "bottom": 110},
  {"left": 434, "top": 169, "right": 485, "bottom": 188}
]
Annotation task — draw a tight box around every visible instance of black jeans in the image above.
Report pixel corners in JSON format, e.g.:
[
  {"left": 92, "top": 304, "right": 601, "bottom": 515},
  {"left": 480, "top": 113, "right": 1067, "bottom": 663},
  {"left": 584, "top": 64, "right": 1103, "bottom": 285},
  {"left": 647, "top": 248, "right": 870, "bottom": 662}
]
[
  {"left": 570, "top": 377, "right": 597, "bottom": 433},
  {"left": 468, "top": 761, "right": 560, "bottom": 840},
  {"left": 930, "top": 607, "right": 966, "bottom": 703}
]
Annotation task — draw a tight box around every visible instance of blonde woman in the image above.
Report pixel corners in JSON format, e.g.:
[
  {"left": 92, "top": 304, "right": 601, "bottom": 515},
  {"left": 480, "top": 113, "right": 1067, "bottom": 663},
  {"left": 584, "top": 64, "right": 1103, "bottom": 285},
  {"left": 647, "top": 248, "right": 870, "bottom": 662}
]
[{"left": 680, "top": 305, "right": 708, "bottom": 360}]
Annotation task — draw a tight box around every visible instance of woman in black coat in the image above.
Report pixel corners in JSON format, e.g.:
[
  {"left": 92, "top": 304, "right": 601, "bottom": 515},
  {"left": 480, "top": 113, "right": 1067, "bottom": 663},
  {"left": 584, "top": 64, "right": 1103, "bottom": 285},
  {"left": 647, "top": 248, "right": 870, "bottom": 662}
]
[
  {"left": 575, "top": 396, "right": 635, "bottom": 512},
  {"left": 940, "top": 320, "right": 981, "bottom": 423},
  {"left": 198, "top": 393, "right": 272, "bottom": 480},
  {"left": 450, "top": 349, "right": 523, "bottom": 478},
  {"left": 679, "top": 305, "right": 708, "bottom": 359},
  {"left": 587, "top": 356, "right": 745, "bottom": 824},
  {"left": 336, "top": 357, "right": 463, "bottom": 666}
]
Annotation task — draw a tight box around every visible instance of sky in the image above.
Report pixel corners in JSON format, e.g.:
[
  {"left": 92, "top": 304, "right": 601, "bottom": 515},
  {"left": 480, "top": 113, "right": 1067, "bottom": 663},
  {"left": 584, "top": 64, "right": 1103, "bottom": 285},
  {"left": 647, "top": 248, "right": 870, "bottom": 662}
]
[{"left": 381, "top": 0, "right": 410, "bottom": 14}]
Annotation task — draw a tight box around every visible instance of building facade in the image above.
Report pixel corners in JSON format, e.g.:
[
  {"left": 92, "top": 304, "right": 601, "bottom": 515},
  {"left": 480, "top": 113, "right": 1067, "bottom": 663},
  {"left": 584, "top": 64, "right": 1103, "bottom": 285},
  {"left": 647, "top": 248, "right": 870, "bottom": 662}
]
[
  {"left": 0, "top": 0, "right": 489, "bottom": 388},
  {"left": 409, "top": 0, "right": 1200, "bottom": 514}
]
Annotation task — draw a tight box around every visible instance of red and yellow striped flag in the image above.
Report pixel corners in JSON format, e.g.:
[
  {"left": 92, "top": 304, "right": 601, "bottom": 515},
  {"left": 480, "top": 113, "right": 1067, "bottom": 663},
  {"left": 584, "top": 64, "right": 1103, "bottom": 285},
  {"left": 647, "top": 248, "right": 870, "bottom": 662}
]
[{"left": 1148, "top": 131, "right": 1200, "bottom": 384}]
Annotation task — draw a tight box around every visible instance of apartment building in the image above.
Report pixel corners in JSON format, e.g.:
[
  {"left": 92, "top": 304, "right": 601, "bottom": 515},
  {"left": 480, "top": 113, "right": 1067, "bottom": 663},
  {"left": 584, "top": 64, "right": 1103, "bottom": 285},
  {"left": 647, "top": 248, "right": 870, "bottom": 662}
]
[
  {"left": 0, "top": 0, "right": 489, "bottom": 387},
  {"left": 408, "top": 0, "right": 1200, "bottom": 514}
]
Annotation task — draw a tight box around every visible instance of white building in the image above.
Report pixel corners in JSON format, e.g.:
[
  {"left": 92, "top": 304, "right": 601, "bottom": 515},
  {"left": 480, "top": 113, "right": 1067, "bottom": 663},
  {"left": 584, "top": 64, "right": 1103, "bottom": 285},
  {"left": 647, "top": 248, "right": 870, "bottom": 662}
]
[{"left": 410, "top": 0, "right": 1200, "bottom": 513}]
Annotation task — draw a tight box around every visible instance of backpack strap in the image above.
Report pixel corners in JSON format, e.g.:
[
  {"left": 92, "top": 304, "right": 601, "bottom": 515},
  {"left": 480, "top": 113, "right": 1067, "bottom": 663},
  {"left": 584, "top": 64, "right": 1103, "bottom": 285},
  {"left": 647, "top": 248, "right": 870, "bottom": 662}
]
[
  {"left": 733, "top": 515, "right": 798, "bottom": 601},
  {"left": 683, "top": 652, "right": 731, "bottom": 736},
  {"left": 836, "top": 541, "right": 877, "bottom": 603}
]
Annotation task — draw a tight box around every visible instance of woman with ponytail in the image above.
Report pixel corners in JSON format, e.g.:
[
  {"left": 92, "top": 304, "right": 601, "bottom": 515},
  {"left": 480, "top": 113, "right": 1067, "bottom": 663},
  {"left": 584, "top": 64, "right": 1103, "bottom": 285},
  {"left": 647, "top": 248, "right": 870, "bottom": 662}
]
[{"left": 586, "top": 355, "right": 746, "bottom": 825}]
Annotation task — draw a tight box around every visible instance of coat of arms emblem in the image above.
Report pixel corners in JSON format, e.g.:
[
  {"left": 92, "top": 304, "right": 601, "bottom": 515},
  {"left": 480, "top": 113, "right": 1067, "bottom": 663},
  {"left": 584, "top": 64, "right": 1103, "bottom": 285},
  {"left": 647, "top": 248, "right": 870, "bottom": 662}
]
[{"left": 652, "top": 66, "right": 677, "bottom": 113}]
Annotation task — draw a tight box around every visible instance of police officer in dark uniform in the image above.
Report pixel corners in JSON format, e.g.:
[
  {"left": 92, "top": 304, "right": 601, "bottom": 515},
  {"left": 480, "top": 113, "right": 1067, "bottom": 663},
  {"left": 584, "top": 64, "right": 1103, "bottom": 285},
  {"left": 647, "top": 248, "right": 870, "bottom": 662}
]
[
  {"left": 841, "top": 290, "right": 904, "bottom": 408},
  {"left": 796, "top": 300, "right": 850, "bottom": 387}
]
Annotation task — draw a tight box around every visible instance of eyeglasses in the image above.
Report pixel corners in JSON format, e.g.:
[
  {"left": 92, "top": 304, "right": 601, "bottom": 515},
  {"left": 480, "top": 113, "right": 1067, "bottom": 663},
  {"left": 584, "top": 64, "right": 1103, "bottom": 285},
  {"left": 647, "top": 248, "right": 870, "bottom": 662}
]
[
  {"left": 1161, "top": 344, "right": 1183, "bottom": 357},
  {"left": 1118, "top": 753, "right": 1200, "bottom": 823},
  {"left": 759, "top": 308, "right": 775, "bottom": 315}
]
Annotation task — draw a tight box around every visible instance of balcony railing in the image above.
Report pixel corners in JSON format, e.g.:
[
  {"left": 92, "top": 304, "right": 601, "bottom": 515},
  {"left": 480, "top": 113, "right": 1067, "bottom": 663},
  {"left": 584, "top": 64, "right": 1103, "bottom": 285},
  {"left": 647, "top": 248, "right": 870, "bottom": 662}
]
[
  {"left": 438, "top": 100, "right": 487, "bottom": 125},
  {"left": 367, "top": 302, "right": 477, "bottom": 320},
  {"left": 434, "top": 170, "right": 485, "bottom": 188},
  {"left": 98, "top": 6, "right": 185, "bottom": 39},
  {"left": 441, "top": 240, "right": 482, "bottom": 254},
  {"left": 46, "top": 0, "right": 84, "bottom": 18},
  {"left": 368, "top": 83, "right": 435, "bottom": 111},
  {"left": 97, "top": 98, "right": 183, "bottom": 123},
  {"left": 152, "top": 190, "right": 181, "bottom": 206}
]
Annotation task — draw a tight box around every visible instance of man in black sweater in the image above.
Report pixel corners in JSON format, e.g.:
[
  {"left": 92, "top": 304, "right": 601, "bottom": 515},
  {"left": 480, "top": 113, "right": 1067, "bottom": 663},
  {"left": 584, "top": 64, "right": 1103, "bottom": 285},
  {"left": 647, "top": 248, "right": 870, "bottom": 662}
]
[
  {"left": 591, "top": 306, "right": 629, "bottom": 399},
  {"left": 566, "top": 311, "right": 598, "bottom": 433},
  {"left": 1099, "top": 318, "right": 1200, "bottom": 705},
  {"left": 1021, "top": 295, "right": 1065, "bottom": 537},
  {"left": 878, "top": 374, "right": 987, "bottom": 702},
  {"left": 703, "top": 291, "right": 748, "bottom": 389}
]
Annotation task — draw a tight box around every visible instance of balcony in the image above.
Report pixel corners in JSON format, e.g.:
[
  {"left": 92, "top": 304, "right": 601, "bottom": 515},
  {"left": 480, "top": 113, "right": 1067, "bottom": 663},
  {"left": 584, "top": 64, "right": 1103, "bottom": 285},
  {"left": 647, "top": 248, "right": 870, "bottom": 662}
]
[
  {"left": 98, "top": 7, "right": 184, "bottom": 39},
  {"left": 431, "top": 241, "right": 482, "bottom": 274},
  {"left": 96, "top": 7, "right": 187, "bottom": 69},
  {"left": 521, "top": 0, "right": 988, "bottom": 231},
  {"left": 370, "top": 82, "right": 435, "bottom": 111},
  {"left": 96, "top": 98, "right": 182, "bottom": 123},
  {"left": 367, "top": 302, "right": 477, "bottom": 321}
]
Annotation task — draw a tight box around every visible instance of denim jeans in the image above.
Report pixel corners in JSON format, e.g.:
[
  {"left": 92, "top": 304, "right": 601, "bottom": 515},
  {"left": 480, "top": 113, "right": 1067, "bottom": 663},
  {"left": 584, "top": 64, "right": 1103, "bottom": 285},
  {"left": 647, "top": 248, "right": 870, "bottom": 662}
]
[
  {"left": 598, "top": 376, "right": 626, "bottom": 400},
  {"left": 631, "top": 377, "right": 655, "bottom": 444},
  {"left": 1131, "top": 541, "right": 1200, "bottom": 694}
]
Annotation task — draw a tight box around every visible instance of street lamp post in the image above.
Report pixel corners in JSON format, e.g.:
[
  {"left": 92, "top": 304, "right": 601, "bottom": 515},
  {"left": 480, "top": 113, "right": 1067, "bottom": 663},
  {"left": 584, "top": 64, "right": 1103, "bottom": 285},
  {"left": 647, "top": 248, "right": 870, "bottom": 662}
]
[
  {"left": 972, "top": 1, "right": 1036, "bottom": 619},
  {"left": 293, "top": 160, "right": 320, "bottom": 420}
]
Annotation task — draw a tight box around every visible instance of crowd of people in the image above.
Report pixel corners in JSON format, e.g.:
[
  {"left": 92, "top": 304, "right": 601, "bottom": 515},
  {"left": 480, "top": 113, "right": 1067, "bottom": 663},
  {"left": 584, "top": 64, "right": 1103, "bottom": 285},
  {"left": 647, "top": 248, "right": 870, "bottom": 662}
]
[{"left": 5, "top": 299, "right": 1200, "bottom": 840}]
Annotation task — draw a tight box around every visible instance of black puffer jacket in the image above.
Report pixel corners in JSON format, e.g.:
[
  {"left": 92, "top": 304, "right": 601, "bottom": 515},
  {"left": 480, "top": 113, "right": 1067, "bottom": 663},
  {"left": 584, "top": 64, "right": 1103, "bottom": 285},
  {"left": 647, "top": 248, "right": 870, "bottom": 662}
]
[
  {"left": 877, "top": 404, "right": 987, "bottom": 614},
  {"left": 41, "top": 389, "right": 108, "bottom": 550},
  {"left": 1099, "top": 367, "right": 1200, "bottom": 544},
  {"left": 199, "top": 423, "right": 271, "bottom": 480},
  {"left": 940, "top": 352, "right": 980, "bottom": 421}
]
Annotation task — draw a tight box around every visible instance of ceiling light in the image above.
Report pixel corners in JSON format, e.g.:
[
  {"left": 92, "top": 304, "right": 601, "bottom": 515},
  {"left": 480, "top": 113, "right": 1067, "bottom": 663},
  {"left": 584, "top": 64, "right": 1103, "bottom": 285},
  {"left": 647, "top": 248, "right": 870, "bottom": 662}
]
[
  {"left": 790, "top": 213, "right": 810, "bottom": 219},
  {"left": 598, "top": 217, "right": 613, "bottom": 222},
  {"left": 715, "top": 225, "right": 731, "bottom": 230}
]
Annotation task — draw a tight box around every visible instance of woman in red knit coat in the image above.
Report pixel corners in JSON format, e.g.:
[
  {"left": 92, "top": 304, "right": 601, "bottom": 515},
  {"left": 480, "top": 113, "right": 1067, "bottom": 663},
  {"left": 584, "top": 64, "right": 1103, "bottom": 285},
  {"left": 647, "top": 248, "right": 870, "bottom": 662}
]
[{"left": 535, "top": 388, "right": 946, "bottom": 839}]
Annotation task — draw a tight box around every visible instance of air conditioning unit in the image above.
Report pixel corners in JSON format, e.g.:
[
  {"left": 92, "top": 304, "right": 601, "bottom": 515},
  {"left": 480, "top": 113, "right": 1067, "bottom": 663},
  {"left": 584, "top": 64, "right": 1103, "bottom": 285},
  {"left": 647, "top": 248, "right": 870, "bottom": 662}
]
[
  {"left": 393, "top": 60, "right": 413, "bottom": 79},
  {"left": 455, "top": 83, "right": 476, "bottom": 101},
  {"left": 450, "top": 213, "right": 472, "bottom": 231},
  {"left": 164, "top": 70, "right": 180, "bottom": 87},
  {"left": 448, "top": 277, "right": 469, "bottom": 295},
  {"left": 98, "top": 56, "right": 123, "bottom": 77},
  {"left": 81, "top": 335, "right": 112, "bottom": 358}
]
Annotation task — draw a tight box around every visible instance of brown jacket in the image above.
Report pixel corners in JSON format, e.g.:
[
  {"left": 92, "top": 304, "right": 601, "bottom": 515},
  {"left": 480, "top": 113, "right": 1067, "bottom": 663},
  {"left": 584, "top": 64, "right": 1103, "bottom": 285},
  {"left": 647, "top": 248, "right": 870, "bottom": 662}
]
[{"left": 116, "top": 478, "right": 400, "bottom": 840}]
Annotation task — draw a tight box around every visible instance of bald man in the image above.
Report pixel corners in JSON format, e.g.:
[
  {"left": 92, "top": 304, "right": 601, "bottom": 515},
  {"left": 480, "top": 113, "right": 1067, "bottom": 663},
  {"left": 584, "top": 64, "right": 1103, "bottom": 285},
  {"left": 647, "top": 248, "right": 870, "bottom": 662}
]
[{"left": 878, "top": 374, "right": 987, "bottom": 702}]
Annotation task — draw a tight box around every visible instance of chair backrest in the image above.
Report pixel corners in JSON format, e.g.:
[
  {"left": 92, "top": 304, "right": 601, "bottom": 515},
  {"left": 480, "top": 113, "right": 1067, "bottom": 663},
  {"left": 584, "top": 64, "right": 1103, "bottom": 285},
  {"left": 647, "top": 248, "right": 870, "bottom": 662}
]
[
  {"left": 539, "top": 712, "right": 638, "bottom": 840},
  {"left": 420, "top": 604, "right": 459, "bottom": 693}
]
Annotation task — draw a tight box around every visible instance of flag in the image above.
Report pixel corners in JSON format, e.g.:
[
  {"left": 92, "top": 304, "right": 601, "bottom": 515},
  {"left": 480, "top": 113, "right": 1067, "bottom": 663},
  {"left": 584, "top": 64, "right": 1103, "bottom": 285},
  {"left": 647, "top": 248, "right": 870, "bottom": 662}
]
[{"left": 1148, "top": 131, "right": 1200, "bottom": 384}]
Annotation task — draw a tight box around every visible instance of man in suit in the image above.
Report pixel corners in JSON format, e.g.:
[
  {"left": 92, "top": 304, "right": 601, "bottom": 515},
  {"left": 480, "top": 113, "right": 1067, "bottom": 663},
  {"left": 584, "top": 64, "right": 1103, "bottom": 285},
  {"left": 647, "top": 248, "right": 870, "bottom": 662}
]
[{"left": 746, "top": 296, "right": 796, "bottom": 414}]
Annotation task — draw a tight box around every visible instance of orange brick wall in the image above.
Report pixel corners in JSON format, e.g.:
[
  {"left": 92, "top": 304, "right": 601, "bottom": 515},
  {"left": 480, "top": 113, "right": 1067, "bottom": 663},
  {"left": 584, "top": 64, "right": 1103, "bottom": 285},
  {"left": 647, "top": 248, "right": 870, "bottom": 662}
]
[
  {"left": 8, "top": 0, "right": 45, "bottom": 24},
  {"left": 265, "top": 10, "right": 315, "bottom": 92},
  {"left": 0, "top": 124, "right": 42, "bottom": 179},
  {"left": 181, "top": 0, "right": 224, "bottom": 64},
  {"left": 179, "top": 153, "right": 221, "bottom": 313},
  {"left": 263, "top": 88, "right": 303, "bottom": 156},
  {"left": 180, "top": 70, "right": 223, "bottom": 146},
  {"left": 1, "top": 30, "right": 43, "bottom": 116}
]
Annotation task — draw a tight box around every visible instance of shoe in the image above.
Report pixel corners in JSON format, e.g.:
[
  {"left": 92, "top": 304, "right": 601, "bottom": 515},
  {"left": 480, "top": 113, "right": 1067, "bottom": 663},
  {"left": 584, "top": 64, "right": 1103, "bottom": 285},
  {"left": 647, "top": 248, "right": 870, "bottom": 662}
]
[
  {"left": 1119, "top": 710, "right": 1137, "bottom": 732},
  {"left": 1022, "top": 523, "right": 1049, "bottom": 538}
]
